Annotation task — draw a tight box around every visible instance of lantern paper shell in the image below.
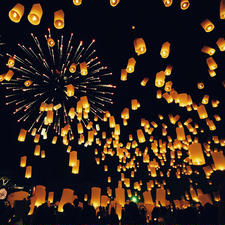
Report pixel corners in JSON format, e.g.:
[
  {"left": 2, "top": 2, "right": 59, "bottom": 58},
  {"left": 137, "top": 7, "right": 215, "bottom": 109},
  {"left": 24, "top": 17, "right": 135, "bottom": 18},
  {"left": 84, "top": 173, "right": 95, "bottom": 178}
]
[
  {"left": 80, "top": 62, "right": 88, "bottom": 75},
  {"left": 126, "top": 58, "right": 136, "bottom": 73},
  {"left": 69, "top": 63, "right": 77, "bottom": 73},
  {"left": 20, "top": 156, "right": 27, "bottom": 167},
  {"left": 58, "top": 189, "right": 74, "bottom": 212},
  {"left": 220, "top": 0, "right": 225, "bottom": 19},
  {"left": 54, "top": 10, "right": 65, "bottom": 29},
  {"left": 110, "top": 0, "right": 120, "bottom": 7},
  {"left": 143, "top": 191, "right": 153, "bottom": 205},
  {"left": 155, "top": 71, "right": 165, "bottom": 87},
  {"left": 206, "top": 57, "right": 218, "bottom": 70},
  {"left": 27, "top": 3, "right": 43, "bottom": 25},
  {"left": 25, "top": 166, "right": 32, "bottom": 178},
  {"left": 216, "top": 38, "right": 225, "bottom": 51},
  {"left": 141, "top": 77, "right": 149, "bottom": 86},
  {"left": 7, "top": 57, "right": 15, "bottom": 68},
  {"left": 66, "top": 84, "right": 75, "bottom": 97},
  {"left": 47, "top": 38, "right": 55, "bottom": 47},
  {"left": 73, "top": 0, "right": 82, "bottom": 6},
  {"left": 160, "top": 42, "right": 171, "bottom": 58},
  {"left": 4, "top": 70, "right": 14, "bottom": 81},
  {"left": 115, "top": 187, "right": 125, "bottom": 207},
  {"left": 189, "top": 143, "right": 205, "bottom": 165},
  {"left": 18, "top": 129, "right": 27, "bottom": 142},
  {"left": 197, "top": 105, "right": 208, "bottom": 119},
  {"left": 34, "top": 185, "right": 46, "bottom": 207},
  {"left": 211, "top": 152, "right": 225, "bottom": 171},
  {"left": 9, "top": 3, "right": 24, "bottom": 23},
  {"left": 120, "top": 69, "right": 127, "bottom": 81},
  {"left": 134, "top": 38, "right": 146, "bottom": 55},
  {"left": 90, "top": 187, "right": 101, "bottom": 208},
  {"left": 180, "top": 0, "right": 190, "bottom": 10},
  {"left": 162, "top": 0, "right": 173, "bottom": 7},
  {"left": 201, "top": 19, "right": 215, "bottom": 32},
  {"left": 24, "top": 80, "right": 33, "bottom": 87}
]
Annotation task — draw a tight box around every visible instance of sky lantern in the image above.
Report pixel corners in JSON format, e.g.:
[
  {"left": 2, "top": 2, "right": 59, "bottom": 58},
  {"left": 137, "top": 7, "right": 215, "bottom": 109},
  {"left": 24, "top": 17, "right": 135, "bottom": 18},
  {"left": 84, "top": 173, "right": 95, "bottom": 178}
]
[
  {"left": 58, "top": 189, "right": 74, "bottom": 212},
  {"left": 7, "top": 57, "right": 15, "bottom": 68},
  {"left": 25, "top": 166, "right": 32, "bottom": 179},
  {"left": 52, "top": 136, "right": 57, "bottom": 144},
  {"left": 155, "top": 71, "right": 165, "bottom": 87},
  {"left": 80, "top": 62, "right": 88, "bottom": 76},
  {"left": 197, "top": 82, "right": 204, "bottom": 89},
  {"left": 201, "top": 46, "right": 216, "bottom": 55},
  {"left": 27, "top": 3, "right": 43, "bottom": 25},
  {"left": 211, "top": 151, "right": 225, "bottom": 171},
  {"left": 160, "top": 42, "right": 171, "bottom": 58},
  {"left": 197, "top": 104, "right": 208, "bottom": 119},
  {"left": 34, "top": 145, "right": 41, "bottom": 156},
  {"left": 73, "top": 0, "right": 82, "bottom": 6},
  {"left": 90, "top": 187, "right": 101, "bottom": 208},
  {"left": 9, "top": 3, "right": 24, "bottom": 23},
  {"left": 141, "top": 77, "right": 149, "bottom": 86},
  {"left": 126, "top": 58, "right": 136, "bottom": 73},
  {"left": 18, "top": 129, "right": 27, "bottom": 142},
  {"left": 47, "top": 38, "right": 55, "bottom": 47},
  {"left": 156, "top": 188, "right": 166, "bottom": 207},
  {"left": 165, "top": 65, "right": 173, "bottom": 76},
  {"left": 201, "top": 19, "right": 215, "bottom": 32},
  {"left": 220, "top": 0, "right": 225, "bottom": 19},
  {"left": 216, "top": 38, "right": 225, "bottom": 51},
  {"left": 20, "top": 156, "right": 27, "bottom": 168},
  {"left": 115, "top": 187, "right": 125, "bottom": 207},
  {"left": 54, "top": 10, "right": 65, "bottom": 29},
  {"left": 46, "top": 110, "right": 54, "bottom": 124},
  {"left": 180, "top": 0, "right": 190, "bottom": 10},
  {"left": 202, "top": 95, "right": 209, "bottom": 104},
  {"left": 72, "top": 160, "right": 80, "bottom": 174},
  {"left": 162, "top": 0, "right": 173, "bottom": 7},
  {"left": 134, "top": 38, "right": 146, "bottom": 55},
  {"left": 176, "top": 127, "right": 186, "bottom": 141},
  {"left": 110, "top": 0, "right": 120, "bottom": 7},
  {"left": 137, "top": 129, "right": 146, "bottom": 143},
  {"left": 69, "top": 63, "right": 77, "bottom": 73},
  {"left": 24, "top": 80, "right": 33, "bottom": 87},
  {"left": 164, "top": 81, "right": 173, "bottom": 92},
  {"left": 4, "top": 70, "right": 14, "bottom": 81},
  {"left": 189, "top": 143, "right": 205, "bottom": 166},
  {"left": 48, "top": 192, "right": 54, "bottom": 204},
  {"left": 206, "top": 57, "right": 218, "bottom": 70},
  {"left": 34, "top": 185, "right": 46, "bottom": 207},
  {"left": 69, "top": 151, "right": 77, "bottom": 167},
  {"left": 66, "top": 84, "right": 75, "bottom": 97},
  {"left": 120, "top": 69, "right": 127, "bottom": 81}
]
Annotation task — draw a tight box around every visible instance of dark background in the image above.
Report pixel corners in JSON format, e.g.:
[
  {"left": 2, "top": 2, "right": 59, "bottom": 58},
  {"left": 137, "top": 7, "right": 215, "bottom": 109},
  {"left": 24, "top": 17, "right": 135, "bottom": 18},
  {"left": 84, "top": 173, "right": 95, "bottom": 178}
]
[{"left": 0, "top": 0, "right": 224, "bottom": 201}]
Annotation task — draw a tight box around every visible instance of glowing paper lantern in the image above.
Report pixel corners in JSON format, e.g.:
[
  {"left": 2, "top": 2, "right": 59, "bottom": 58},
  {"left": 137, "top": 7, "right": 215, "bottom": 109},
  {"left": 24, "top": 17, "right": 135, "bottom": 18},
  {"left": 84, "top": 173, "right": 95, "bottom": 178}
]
[
  {"left": 141, "top": 77, "right": 149, "bottom": 86},
  {"left": 197, "top": 82, "right": 204, "bottom": 89},
  {"left": 54, "top": 10, "right": 64, "bottom": 29},
  {"left": 115, "top": 187, "right": 125, "bottom": 207},
  {"left": 155, "top": 71, "right": 165, "bottom": 87},
  {"left": 189, "top": 143, "right": 205, "bottom": 165},
  {"left": 137, "top": 129, "right": 146, "bottom": 143},
  {"left": 27, "top": 4, "right": 43, "bottom": 25},
  {"left": 4, "top": 70, "right": 14, "bottom": 81},
  {"left": 7, "top": 57, "right": 15, "bottom": 68},
  {"left": 66, "top": 84, "right": 75, "bottom": 97},
  {"left": 180, "top": 0, "right": 190, "bottom": 10},
  {"left": 18, "top": 129, "right": 27, "bottom": 142},
  {"left": 34, "top": 185, "right": 46, "bottom": 207},
  {"left": 73, "top": 0, "right": 82, "bottom": 6},
  {"left": 211, "top": 151, "right": 225, "bottom": 171},
  {"left": 72, "top": 160, "right": 80, "bottom": 174},
  {"left": 47, "top": 38, "right": 55, "bottom": 47},
  {"left": 69, "top": 151, "right": 77, "bottom": 167},
  {"left": 134, "top": 38, "right": 146, "bottom": 55},
  {"left": 126, "top": 58, "right": 136, "bottom": 73},
  {"left": 143, "top": 191, "right": 153, "bottom": 205},
  {"left": 201, "top": 46, "right": 215, "bottom": 55},
  {"left": 90, "top": 187, "right": 101, "bottom": 208},
  {"left": 110, "top": 0, "right": 120, "bottom": 7},
  {"left": 25, "top": 166, "right": 32, "bottom": 179},
  {"left": 156, "top": 188, "right": 166, "bottom": 206},
  {"left": 58, "top": 189, "right": 74, "bottom": 212},
  {"left": 80, "top": 62, "right": 88, "bottom": 75},
  {"left": 48, "top": 192, "right": 54, "bottom": 203},
  {"left": 162, "top": 0, "right": 173, "bottom": 7},
  {"left": 176, "top": 127, "right": 186, "bottom": 141},
  {"left": 216, "top": 38, "right": 225, "bottom": 51},
  {"left": 206, "top": 57, "right": 218, "bottom": 70},
  {"left": 20, "top": 156, "right": 27, "bottom": 168},
  {"left": 160, "top": 42, "right": 171, "bottom": 58},
  {"left": 220, "top": 0, "right": 225, "bottom": 19},
  {"left": 69, "top": 63, "right": 77, "bottom": 73},
  {"left": 24, "top": 80, "right": 33, "bottom": 87},
  {"left": 201, "top": 19, "right": 215, "bottom": 32},
  {"left": 34, "top": 145, "right": 41, "bottom": 156},
  {"left": 197, "top": 104, "right": 208, "bottom": 119},
  {"left": 120, "top": 69, "right": 127, "bottom": 81},
  {"left": 9, "top": 3, "right": 24, "bottom": 23}
]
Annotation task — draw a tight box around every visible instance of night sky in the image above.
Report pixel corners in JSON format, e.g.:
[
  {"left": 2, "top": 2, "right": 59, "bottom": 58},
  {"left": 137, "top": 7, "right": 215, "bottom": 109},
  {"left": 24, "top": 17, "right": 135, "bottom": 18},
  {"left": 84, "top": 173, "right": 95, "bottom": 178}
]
[{"left": 0, "top": 0, "right": 225, "bottom": 202}]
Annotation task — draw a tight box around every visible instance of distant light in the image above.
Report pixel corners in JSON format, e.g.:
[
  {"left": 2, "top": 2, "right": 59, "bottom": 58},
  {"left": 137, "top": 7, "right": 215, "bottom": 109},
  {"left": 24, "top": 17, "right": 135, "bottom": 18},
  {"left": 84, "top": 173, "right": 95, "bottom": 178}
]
[{"left": 131, "top": 196, "right": 138, "bottom": 203}]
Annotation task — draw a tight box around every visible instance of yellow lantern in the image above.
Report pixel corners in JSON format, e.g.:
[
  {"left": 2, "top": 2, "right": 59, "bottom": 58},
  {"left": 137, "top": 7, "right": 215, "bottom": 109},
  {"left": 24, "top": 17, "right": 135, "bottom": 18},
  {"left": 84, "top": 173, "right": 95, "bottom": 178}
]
[
  {"left": 197, "top": 82, "right": 204, "bottom": 89},
  {"left": 73, "top": 0, "right": 82, "bottom": 6},
  {"left": 120, "top": 69, "right": 127, "bottom": 81},
  {"left": 165, "top": 65, "right": 173, "bottom": 76},
  {"left": 201, "top": 19, "right": 215, "bottom": 32},
  {"left": 34, "top": 145, "right": 41, "bottom": 156},
  {"left": 126, "top": 58, "right": 136, "bottom": 73},
  {"left": 54, "top": 10, "right": 64, "bottom": 29},
  {"left": 160, "top": 42, "right": 171, "bottom": 58},
  {"left": 155, "top": 71, "right": 165, "bottom": 87},
  {"left": 180, "top": 0, "right": 190, "bottom": 10},
  {"left": 0, "top": 74, "right": 6, "bottom": 82},
  {"left": 46, "top": 111, "right": 54, "bottom": 124},
  {"left": 20, "top": 156, "right": 27, "bottom": 168},
  {"left": 201, "top": 46, "right": 216, "bottom": 55},
  {"left": 72, "top": 160, "right": 80, "bottom": 174},
  {"left": 66, "top": 84, "right": 75, "bottom": 97},
  {"left": 211, "top": 151, "right": 225, "bottom": 171},
  {"left": 206, "top": 57, "right": 217, "bottom": 70},
  {"left": 69, "top": 63, "right": 77, "bottom": 73},
  {"left": 90, "top": 187, "right": 101, "bottom": 208},
  {"left": 189, "top": 143, "right": 205, "bottom": 165},
  {"left": 25, "top": 166, "right": 32, "bottom": 179},
  {"left": 164, "top": 81, "right": 173, "bottom": 92},
  {"left": 80, "top": 62, "right": 88, "bottom": 76},
  {"left": 4, "top": 70, "right": 14, "bottom": 81},
  {"left": 137, "top": 129, "right": 146, "bottom": 143},
  {"left": 162, "top": 0, "right": 173, "bottom": 7},
  {"left": 27, "top": 3, "right": 43, "bottom": 25},
  {"left": 176, "top": 127, "right": 186, "bottom": 141},
  {"left": 41, "top": 150, "right": 45, "bottom": 159},
  {"left": 69, "top": 151, "right": 77, "bottom": 167},
  {"left": 47, "top": 38, "right": 55, "bottom": 47},
  {"left": 208, "top": 69, "right": 216, "bottom": 77},
  {"left": 34, "top": 134, "right": 40, "bottom": 143},
  {"left": 134, "top": 38, "right": 146, "bottom": 55},
  {"left": 115, "top": 187, "right": 125, "bottom": 207},
  {"left": 114, "top": 124, "right": 120, "bottom": 135},
  {"left": 216, "top": 38, "right": 225, "bottom": 51},
  {"left": 48, "top": 192, "right": 54, "bottom": 204},
  {"left": 220, "top": 0, "right": 225, "bottom": 19},
  {"left": 202, "top": 95, "right": 209, "bottom": 104},
  {"left": 109, "top": 116, "right": 116, "bottom": 128},
  {"left": 9, "top": 3, "right": 24, "bottom": 23},
  {"left": 140, "top": 77, "right": 149, "bottom": 86},
  {"left": 197, "top": 104, "right": 208, "bottom": 119},
  {"left": 24, "top": 80, "right": 33, "bottom": 87},
  {"left": 58, "top": 189, "right": 74, "bottom": 212},
  {"left": 110, "top": 0, "right": 120, "bottom": 7},
  {"left": 52, "top": 136, "right": 57, "bottom": 144},
  {"left": 7, "top": 57, "right": 15, "bottom": 68},
  {"left": 18, "top": 129, "right": 27, "bottom": 142}
]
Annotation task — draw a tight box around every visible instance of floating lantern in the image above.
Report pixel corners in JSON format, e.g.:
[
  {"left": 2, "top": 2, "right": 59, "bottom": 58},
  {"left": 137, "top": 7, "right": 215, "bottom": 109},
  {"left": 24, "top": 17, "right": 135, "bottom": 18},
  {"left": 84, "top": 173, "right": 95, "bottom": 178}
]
[
  {"left": 216, "top": 38, "right": 225, "bottom": 51},
  {"left": 160, "top": 42, "right": 171, "bottom": 58},
  {"left": 134, "top": 38, "right": 146, "bottom": 55},
  {"left": 180, "top": 0, "right": 190, "bottom": 10},
  {"left": 189, "top": 143, "right": 205, "bottom": 165},
  {"left": 73, "top": 0, "right": 82, "bottom": 6},
  {"left": 126, "top": 58, "right": 136, "bottom": 73},
  {"left": 54, "top": 10, "right": 64, "bottom": 29},
  {"left": 47, "top": 38, "right": 55, "bottom": 47},
  {"left": 201, "top": 19, "right": 215, "bottom": 32},
  {"left": 18, "top": 129, "right": 27, "bottom": 142},
  {"left": 25, "top": 166, "right": 32, "bottom": 179},
  {"left": 155, "top": 71, "right": 165, "bottom": 87},
  {"left": 220, "top": 0, "right": 225, "bottom": 19},
  {"left": 9, "top": 3, "right": 24, "bottom": 23},
  {"left": 162, "top": 0, "right": 173, "bottom": 7},
  {"left": 27, "top": 3, "right": 43, "bottom": 25}
]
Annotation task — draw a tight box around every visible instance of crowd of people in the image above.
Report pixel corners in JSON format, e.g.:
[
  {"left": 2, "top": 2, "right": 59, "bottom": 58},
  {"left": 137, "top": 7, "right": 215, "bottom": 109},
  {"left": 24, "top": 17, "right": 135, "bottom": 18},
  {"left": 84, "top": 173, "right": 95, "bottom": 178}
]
[{"left": 0, "top": 197, "right": 225, "bottom": 225}]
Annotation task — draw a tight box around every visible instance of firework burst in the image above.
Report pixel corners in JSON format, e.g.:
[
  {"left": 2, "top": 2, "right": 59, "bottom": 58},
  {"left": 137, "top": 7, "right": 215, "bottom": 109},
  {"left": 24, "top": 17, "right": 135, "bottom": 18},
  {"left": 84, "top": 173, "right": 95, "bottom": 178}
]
[{"left": 1, "top": 28, "right": 115, "bottom": 141}]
